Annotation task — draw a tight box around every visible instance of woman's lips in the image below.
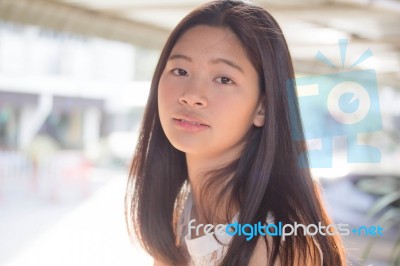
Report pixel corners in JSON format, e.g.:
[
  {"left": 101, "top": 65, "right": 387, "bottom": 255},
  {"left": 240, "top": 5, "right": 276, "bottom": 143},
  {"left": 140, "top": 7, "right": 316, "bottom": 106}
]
[{"left": 173, "top": 118, "right": 210, "bottom": 131}]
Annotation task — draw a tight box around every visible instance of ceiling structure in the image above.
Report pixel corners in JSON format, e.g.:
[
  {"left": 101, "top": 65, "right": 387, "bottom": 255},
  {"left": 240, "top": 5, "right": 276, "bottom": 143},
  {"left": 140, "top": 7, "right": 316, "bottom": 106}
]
[{"left": 0, "top": 0, "right": 399, "bottom": 87}]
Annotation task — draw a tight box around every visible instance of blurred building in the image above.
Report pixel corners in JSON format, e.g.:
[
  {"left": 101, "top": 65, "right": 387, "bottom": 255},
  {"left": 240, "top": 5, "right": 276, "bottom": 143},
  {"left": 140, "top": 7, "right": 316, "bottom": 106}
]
[{"left": 0, "top": 23, "right": 158, "bottom": 165}]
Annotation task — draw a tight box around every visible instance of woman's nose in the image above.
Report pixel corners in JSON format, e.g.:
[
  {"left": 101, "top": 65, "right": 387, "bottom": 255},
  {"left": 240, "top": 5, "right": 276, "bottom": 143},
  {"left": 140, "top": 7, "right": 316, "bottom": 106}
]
[{"left": 178, "top": 80, "right": 208, "bottom": 108}]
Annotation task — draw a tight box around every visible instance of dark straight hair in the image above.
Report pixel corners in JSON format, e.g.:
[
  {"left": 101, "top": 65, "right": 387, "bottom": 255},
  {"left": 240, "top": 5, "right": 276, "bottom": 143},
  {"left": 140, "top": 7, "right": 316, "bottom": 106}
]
[{"left": 125, "top": 0, "right": 346, "bottom": 265}]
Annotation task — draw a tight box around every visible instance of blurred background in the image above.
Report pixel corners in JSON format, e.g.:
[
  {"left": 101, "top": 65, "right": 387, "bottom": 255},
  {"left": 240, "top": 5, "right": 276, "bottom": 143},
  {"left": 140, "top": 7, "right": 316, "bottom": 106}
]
[{"left": 0, "top": 0, "right": 399, "bottom": 265}]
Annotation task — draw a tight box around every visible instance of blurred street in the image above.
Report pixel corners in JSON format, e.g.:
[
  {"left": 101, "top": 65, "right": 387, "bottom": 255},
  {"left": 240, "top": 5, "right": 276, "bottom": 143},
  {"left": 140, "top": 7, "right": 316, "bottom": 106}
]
[{"left": 0, "top": 168, "right": 153, "bottom": 266}]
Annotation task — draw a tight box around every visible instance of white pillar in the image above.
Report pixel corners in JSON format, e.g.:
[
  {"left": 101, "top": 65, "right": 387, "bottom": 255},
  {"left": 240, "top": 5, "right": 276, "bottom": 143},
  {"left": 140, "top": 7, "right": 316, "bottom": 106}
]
[
  {"left": 82, "top": 107, "right": 101, "bottom": 156},
  {"left": 18, "top": 93, "right": 53, "bottom": 149}
]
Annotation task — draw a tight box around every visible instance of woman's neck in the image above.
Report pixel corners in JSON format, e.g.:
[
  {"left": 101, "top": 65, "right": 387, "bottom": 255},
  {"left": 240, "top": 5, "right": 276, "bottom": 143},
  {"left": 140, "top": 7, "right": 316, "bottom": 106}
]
[{"left": 185, "top": 151, "right": 241, "bottom": 224}]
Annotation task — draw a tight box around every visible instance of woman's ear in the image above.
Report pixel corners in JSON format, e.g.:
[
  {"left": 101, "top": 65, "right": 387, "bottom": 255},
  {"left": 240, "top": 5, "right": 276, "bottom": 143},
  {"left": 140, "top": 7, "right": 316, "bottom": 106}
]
[{"left": 253, "top": 101, "right": 265, "bottom": 127}]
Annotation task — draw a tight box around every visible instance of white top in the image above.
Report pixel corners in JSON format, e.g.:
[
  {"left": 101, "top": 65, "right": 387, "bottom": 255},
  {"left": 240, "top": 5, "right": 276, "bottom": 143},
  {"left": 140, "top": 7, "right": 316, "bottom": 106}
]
[{"left": 174, "top": 184, "right": 323, "bottom": 265}]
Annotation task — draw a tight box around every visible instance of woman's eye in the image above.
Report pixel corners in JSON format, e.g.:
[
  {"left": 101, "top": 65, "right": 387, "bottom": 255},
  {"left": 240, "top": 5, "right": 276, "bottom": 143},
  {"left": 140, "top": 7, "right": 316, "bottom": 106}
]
[
  {"left": 172, "top": 68, "right": 188, "bottom": 76},
  {"left": 216, "top": 76, "right": 234, "bottom": 85}
]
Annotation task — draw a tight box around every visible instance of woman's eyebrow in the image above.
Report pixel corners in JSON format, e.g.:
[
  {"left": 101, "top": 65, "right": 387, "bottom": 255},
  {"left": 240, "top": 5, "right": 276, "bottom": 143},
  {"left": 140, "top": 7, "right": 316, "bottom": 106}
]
[
  {"left": 210, "top": 58, "right": 244, "bottom": 73},
  {"left": 168, "top": 54, "right": 192, "bottom": 62},
  {"left": 168, "top": 54, "right": 244, "bottom": 73}
]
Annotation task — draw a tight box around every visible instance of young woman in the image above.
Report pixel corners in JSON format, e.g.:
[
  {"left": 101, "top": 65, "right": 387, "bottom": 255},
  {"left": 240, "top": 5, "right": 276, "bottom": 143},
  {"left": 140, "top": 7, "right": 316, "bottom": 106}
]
[{"left": 125, "top": 1, "right": 346, "bottom": 265}]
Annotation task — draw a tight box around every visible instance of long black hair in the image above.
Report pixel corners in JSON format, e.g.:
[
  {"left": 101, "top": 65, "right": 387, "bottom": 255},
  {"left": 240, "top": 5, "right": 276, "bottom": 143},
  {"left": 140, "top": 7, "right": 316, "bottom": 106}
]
[{"left": 125, "top": 1, "right": 346, "bottom": 265}]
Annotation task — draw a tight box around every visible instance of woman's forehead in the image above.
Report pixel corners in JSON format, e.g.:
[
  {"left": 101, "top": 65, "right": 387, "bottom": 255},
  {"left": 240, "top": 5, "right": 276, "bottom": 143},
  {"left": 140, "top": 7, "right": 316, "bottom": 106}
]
[{"left": 168, "top": 25, "right": 253, "bottom": 68}]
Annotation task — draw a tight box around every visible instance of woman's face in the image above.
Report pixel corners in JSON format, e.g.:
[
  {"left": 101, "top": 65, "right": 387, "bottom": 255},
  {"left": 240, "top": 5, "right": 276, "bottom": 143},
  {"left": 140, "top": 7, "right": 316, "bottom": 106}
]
[{"left": 158, "top": 25, "right": 264, "bottom": 162}]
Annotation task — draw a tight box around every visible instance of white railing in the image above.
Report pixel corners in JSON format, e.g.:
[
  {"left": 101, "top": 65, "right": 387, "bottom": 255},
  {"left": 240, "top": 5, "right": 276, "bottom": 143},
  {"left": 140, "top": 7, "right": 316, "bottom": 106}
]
[{"left": 0, "top": 150, "right": 91, "bottom": 202}]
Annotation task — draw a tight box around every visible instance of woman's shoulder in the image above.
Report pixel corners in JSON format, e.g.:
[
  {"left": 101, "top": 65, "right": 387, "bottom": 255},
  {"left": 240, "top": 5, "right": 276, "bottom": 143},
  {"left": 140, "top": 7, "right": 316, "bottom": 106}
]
[{"left": 173, "top": 183, "right": 323, "bottom": 265}]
